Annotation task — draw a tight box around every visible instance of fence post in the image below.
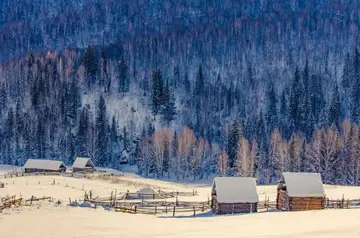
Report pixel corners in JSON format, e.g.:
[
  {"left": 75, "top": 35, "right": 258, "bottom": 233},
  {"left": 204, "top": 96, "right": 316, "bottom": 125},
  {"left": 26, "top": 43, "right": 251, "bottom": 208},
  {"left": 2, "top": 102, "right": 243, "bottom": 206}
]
[
  {"left": 165, "top": 206, "right": 168, "bottom": 214},
  {"left": 134, "top": 205, "right": 137, "bottom": 214},
  {"left": 342, "top": 195, "right": 345, "bottom": 208},
  {"left": 250, "top": 203, "right": 253, "bottom": 213},
  {"left": 30, "top": 195, "right": 33, "bottom": 205},
  {"left": 232, "top": 204, "right": 234, "bottom": 214},
  {"left": 193, "top": 206, "right": 196, "bottom": 216},
  {"left": 202, "top": 204, "right": 204, "bottom": 212},
  {"left": 173, "top": 206, "right": 176, "bottom": 216},
  {"left": 155, "top": 206, "right": 157, "bottom": 215}
]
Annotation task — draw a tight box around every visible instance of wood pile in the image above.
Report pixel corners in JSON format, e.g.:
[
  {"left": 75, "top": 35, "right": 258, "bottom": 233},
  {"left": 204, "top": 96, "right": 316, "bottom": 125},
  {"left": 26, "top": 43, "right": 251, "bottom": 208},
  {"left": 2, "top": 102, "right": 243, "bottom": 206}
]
[{"left": 0, "top": 196, "right": 23, "bottom": 211}]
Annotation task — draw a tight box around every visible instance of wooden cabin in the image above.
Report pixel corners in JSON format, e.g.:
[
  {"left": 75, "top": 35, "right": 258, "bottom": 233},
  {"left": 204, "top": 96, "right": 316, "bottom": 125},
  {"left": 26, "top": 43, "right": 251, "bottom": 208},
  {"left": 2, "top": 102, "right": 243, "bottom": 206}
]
[
  {"left": 23, "top": 159, "right": 66, "bottom": 173},
  {"left": 72, "top": 157, "right": 96, "bottom": 173},
  {"left": 211, "top": 177, "right": 259, "bottom": 214},
  {"left": 276, "top": 172, "right": 325, "bottom": 211}
]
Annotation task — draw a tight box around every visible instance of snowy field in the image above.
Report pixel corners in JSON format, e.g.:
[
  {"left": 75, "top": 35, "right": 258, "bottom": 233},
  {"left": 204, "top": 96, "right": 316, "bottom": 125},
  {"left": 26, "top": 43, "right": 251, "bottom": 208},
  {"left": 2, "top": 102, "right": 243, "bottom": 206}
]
[{"left": 2, "top": 167, "right": 360, "bottom": 238}]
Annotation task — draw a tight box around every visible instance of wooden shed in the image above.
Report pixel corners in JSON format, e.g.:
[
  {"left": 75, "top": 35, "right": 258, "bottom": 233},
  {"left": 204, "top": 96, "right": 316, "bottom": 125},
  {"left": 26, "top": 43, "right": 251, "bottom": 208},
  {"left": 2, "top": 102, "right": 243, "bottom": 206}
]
[
  {"left": 72, "top": 157, "right": 95, "bottom": 173},
  {"left": 211, "top": 177, "right": 259, "bottom": 214},
  {"left": 23, "top": 159, "right": 66, "bottom": 173},
  {"left": 137, "top": 187, "right": 162, "bottom": 199},
  {"left": 276, "top": 172, "right": 326, "bottom": 211}
]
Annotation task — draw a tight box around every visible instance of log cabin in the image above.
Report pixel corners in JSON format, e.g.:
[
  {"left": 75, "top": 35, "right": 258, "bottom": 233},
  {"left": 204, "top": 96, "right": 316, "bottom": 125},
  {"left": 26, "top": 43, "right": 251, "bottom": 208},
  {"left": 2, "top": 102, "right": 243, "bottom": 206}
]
[
  {"left": 276, "top": 172, "right": 325, "bottom": 211},
  {"left": 72, "top": 157, "right": 96, "bottom": 173},
  {"left": 211, "top": 177, "right": 259, "bottom": 214},
  {"left": 23, "top": 159, "right": 67, "bottom": 173}
]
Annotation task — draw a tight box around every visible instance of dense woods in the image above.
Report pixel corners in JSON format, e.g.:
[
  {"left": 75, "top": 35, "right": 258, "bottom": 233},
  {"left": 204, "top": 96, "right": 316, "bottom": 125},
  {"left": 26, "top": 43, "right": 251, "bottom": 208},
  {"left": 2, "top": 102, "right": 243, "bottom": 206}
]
[{"left": 0, "top": 0, "right": 360, "bottom": 184}]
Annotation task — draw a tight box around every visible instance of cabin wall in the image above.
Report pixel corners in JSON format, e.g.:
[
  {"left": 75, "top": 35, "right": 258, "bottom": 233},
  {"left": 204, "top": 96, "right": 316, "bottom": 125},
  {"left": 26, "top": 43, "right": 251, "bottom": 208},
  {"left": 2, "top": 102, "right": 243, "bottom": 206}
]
[
  {"left": 212, "top": 196, "right": 257, "bottom": 214},
  {"left": 276, "top": 189, "right": 289, "bottom": 210},
  {"left": 24, "top": 168, "right": 63, "bottom": 173},
  {"left": 289, "top": 197, "right": 325, "bottom": 211},
  {"left": 276, "top": 189, "right": 325, "bottom": 211},
  {"left": 73, "top": 167, "right": 95, "bottom": 173}
]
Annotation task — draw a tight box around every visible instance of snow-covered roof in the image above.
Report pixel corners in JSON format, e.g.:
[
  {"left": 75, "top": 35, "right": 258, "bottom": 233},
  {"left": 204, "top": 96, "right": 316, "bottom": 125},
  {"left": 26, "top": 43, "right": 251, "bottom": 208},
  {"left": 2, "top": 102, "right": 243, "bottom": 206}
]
[
  {"left": 138, "top": 187, "right": 158, "bottom": 195},
  {"left": 281, "top": 172, "right": 325, "bottom": 197},
  {"left": 23, "top": 159, "right": 66, "bottom": 171},
  {"left": 137, "top": 187, "right": 162, "bottom": 198},
  {"left": 72, "top": 157, "right": 95, "bottom": 169},
  {"left": 212, "top": 177, "right": 259, "bottom": 203}
]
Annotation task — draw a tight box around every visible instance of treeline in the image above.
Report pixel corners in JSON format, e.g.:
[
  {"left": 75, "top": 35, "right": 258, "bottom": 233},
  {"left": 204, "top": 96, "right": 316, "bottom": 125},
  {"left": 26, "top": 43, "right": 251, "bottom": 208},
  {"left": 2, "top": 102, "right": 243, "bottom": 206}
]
[{"left": 140, "top": 120, "right": 360, "bottom": 185}]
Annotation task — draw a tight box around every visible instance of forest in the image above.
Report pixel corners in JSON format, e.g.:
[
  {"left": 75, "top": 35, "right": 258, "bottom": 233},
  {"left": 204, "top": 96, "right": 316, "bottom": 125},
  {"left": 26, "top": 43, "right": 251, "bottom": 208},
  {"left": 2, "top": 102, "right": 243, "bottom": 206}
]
[{"left": 0, "top": 0, "right": 360, "bottom": 184}]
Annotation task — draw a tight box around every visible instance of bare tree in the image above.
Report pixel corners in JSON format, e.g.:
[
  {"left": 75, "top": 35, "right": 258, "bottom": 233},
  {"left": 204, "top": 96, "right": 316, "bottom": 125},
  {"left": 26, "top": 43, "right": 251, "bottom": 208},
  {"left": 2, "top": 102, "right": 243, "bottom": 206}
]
[
  {"left": 269, "top": 129, "right": 289, "bottom": 178},
  {"left": 217, "top": 150, "right": 228, "bottom": 176},
  {"left": 235, "top": 137, "right": 253, "bottom": 177},
  {"left": 178, "top": 125, "right": 196, "bottom": 179}
]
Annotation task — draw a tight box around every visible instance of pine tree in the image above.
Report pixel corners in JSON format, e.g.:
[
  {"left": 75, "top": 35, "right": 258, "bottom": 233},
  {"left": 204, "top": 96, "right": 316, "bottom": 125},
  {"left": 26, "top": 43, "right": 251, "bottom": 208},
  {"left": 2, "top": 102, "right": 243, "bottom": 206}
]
[
  {"left": 289, "top": 68, "right": 304, "bottom": 130},
  {"left": 122, "top": 126, "right": 129, "bottom": 153},
  {"left": 194, "top": 64, "right": 205, "bottom": 96},
  {"left": 118, "top": 56, "right": 129, "bottom": 93},
  {"left": 150, "top": 70, "right": 164, "bottom": 118},
  {"left": 100, "top": 50, "right": 110, "bottom": 92},
  {"left": 173, "top": 66, "right": 180, "bottom": 88},
  {"left": 76, "top": 106, "right": 90, "bottom": 157},
  {"left": 160, "top": 82, "right": 176, "bottom": 126},
  {"left": 329, "top": 83, "right": 341, "bottom": 129},
  {"left": 0, "top": 82, "right": 7, "bottom": 116},
  {"left": 289, "top": 133, "right": 300, "bottom": 172},
  {"left": 265, "top": 82, "right": 277, "bottom": 136},
  {"left": 83, "top": 45, "right": 97, "bottom": 89},
  {"left": 95, "top": 94, "right": 108, "bottom": 166},
  {"left": 309, "top": 74, "right": 325, "bottom": 123},
  {"left": 227, "top": 119, "right": 241, "bottom": 173},
  {"left": 351, "top": 49, "right": 360, "bottom": 123}
]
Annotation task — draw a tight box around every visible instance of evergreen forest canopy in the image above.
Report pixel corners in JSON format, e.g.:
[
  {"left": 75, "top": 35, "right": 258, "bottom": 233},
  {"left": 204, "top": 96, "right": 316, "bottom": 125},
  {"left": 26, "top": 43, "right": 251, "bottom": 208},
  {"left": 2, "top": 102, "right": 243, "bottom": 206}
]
[{"left": 0, "top": 0, "right": 360, "bottom": 184}]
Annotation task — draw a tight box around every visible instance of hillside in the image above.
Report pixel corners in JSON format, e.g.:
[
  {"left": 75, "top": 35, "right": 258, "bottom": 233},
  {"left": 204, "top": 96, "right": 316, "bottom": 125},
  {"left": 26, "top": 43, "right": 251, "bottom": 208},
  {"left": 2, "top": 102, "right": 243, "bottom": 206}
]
[{"left": 1, "top": 1, "right": 360, "bottom": 185}]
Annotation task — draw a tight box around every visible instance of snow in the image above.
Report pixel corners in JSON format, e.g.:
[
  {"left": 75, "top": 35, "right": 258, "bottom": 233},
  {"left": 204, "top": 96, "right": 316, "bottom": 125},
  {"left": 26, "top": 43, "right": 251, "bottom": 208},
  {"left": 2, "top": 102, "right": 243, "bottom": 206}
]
[
  {"left": 2, "top": 171, "right": 360, "bottom": 237},
  {"left": 281, "top": 172, "right": 325, "bottom": 197},
  {"left": 212, "top": 177, "right": 259, "bottom": 203}
]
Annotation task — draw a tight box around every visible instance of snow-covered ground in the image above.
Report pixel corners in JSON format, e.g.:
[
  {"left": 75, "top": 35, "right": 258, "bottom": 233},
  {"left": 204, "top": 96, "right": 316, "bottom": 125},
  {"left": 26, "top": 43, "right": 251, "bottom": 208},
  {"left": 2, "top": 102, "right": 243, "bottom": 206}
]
[{"left": 2, "top": 168, "right": 360, "bottom": 238}]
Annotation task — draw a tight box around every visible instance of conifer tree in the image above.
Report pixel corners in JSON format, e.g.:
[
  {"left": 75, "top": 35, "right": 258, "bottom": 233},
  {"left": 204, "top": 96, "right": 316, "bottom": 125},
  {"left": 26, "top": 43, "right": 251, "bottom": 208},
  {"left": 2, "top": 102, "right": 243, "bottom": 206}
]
[
  {"left": 95, "top": 94, "right": 108, "bottom": 166},
  {"left": 118, "top": 56, "right": 129, "bottom": 93},
  {"left": 265, "top": 82, "right": 277, "bottom": 136},
  {"left": 329, "top": 83, "right": 341, "bottom": 129},
  {"left": 83, "top": 45, "right": 97, "bottom": 89},
  {"left": 289, "top": 133, "right": 300, "bottom": 172},
  {"left": 160, "top": 82, "right": 176, "bottom": 126},
  {"left": 194, "top": 64, "right": 205, "bottom": 96},
  {"left": 227, "top": 119, "right": 241, "bottom": 172},
  {"left": 351, "top": 49, "right": 360, "bottom": 123},
  {"left": 150, "top": 70, "right": 164, "bottom": 118}
]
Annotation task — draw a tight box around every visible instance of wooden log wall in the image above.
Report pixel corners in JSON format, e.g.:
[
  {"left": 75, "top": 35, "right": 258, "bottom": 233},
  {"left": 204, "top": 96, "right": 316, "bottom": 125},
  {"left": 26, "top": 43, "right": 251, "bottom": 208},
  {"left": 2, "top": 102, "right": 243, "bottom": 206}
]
[
  {"left": 289, "top": 197, "right": 325, "bottom": 211},
  {"left": 216, "top": 202, "right": 257, "bottom": 214}
]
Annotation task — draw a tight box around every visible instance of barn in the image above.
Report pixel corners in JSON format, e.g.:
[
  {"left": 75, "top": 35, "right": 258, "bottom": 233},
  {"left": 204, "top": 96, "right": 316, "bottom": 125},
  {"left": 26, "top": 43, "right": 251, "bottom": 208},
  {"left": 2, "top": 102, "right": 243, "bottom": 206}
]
[
  {"left": 72, "top": 157, "right": 96, "bottom": 173},
  {"left": 211, "top": 177, "right": 259, "bottom": 214},
  {"left": 276, "top": 172, "right": 326, "bottom": 211},
  {"left": 23, "top": 159, "right": 66, "bottom": 173}
]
